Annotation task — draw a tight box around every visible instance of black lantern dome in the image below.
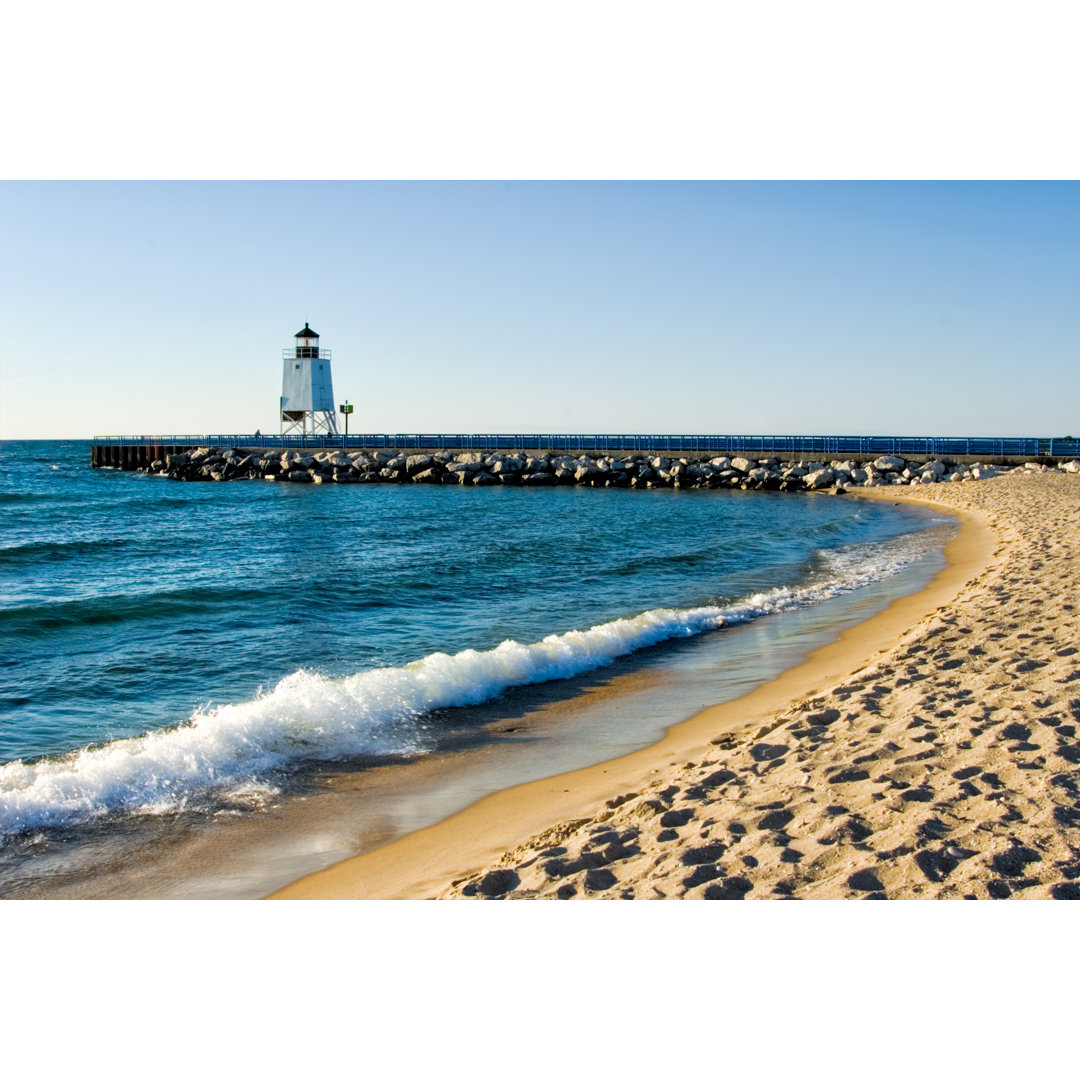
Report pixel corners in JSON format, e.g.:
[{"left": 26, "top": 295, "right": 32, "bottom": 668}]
[{"left": 295, "top": 323, "right": 320, "bottom": 358}]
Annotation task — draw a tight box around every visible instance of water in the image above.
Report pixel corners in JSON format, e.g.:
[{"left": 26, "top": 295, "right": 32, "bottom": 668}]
[{"left": 0, "top": 440, "right": 954, "bottom": 891}]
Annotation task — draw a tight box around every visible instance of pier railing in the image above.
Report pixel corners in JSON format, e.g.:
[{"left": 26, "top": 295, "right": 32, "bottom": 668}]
[{"left": 91, "top": 433, "right": 1080, "bottom": 458}]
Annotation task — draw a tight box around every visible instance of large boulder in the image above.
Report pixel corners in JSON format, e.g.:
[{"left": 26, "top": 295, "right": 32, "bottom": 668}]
[
  {"left": 405, "top": 454, "right": 434, "bottom": 475},
  {"left": 803, "top": 468, "right": 836, "bottom": 489},
  {"left": 411, "top": 468, "right": 443, "bottom": 484},
  {"left": 872, "top": 455, "right": 905, "bottom": 472}
]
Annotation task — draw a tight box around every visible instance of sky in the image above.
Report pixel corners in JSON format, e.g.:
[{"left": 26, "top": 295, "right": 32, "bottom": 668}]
[{"left": 1, "top": 179, "right": 1076, "bottom": 439}]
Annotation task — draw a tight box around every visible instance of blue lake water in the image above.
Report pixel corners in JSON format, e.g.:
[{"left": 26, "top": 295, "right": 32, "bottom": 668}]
[{"left": 0, "top": 440, "right": 953, "bottom": 882}]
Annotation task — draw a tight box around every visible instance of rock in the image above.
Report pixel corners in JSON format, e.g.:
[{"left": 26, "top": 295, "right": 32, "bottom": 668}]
[
  {"left": 405, "top": 454, "right": 434, "bottom": 475},
  {"left": 731, "top": 457, "right": 754, "bottom": 473},
  {"left": 803, "top": 468, "right": 835, "bottom": 489},
  {"left": 872, "top": 455, "right": 905, "bottom": 472},
  {"left": 411, "top": 468, "right": 443, "bottom": 484}
]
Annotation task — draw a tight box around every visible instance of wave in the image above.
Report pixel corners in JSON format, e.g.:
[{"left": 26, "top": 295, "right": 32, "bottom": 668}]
[
  {"left": 0, "top": 528, "right": 947, "bottom": 838},
  {"left": 0, "top": 537, "right": 135, "bottom": 566},
  {"left": 0, "top": 584, "right": 283, "bottom": 634}
]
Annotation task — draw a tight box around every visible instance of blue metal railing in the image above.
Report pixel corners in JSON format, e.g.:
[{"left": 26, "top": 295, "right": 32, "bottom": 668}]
[{"left": 90, "top": 433, "right": 1080, "bottom": 458}]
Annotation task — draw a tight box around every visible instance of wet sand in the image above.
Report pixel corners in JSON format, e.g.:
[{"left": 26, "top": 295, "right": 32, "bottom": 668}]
[{"left": 277, "top": 471, "right": 1080, "bottom": 899}]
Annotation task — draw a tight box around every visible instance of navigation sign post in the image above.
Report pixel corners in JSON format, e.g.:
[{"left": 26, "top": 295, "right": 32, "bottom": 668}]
[{"left": 339, "top": 401, "right": 354, "bottom": 436}]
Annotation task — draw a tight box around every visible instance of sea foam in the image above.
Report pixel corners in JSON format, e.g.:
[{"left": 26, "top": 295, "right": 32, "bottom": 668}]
[{"left": 0, "top": 528, "right": 945, "bottom": 837}]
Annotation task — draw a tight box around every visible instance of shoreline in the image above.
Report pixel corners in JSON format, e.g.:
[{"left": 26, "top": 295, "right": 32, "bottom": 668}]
[
  {"left": 272, "top": 486, "right": 999, "bottom": 899},
  {"left": 0, "top": 482, "right": 948, "bottom": 899}
]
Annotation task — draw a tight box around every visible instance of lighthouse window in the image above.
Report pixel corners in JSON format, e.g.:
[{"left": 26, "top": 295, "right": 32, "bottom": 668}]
[{"left": 295, "top": 363, "right": 300, "bottom": 369}]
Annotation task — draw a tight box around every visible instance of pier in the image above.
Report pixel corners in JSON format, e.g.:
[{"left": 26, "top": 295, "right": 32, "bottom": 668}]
[{"left": 90, "top": 433, "right": 1080, "bottom": 471}]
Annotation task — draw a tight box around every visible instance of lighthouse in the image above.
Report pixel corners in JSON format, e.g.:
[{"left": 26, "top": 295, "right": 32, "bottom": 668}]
[{"left": 280, "top": 323, "right": 338, "bottom": 435}]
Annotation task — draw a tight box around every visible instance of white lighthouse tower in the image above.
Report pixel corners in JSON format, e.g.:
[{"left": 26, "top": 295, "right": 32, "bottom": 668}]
[{"left": 281, "top": 323, "right": 338, "bottom": 435}]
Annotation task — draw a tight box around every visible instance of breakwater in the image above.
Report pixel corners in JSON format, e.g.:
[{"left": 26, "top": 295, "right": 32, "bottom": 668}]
[
  {"left": 90, "top": 432, "right": 1080, "bottom": 472},
  {"left": 129, "top": 445, "right": 1080, "bottom": 490}
]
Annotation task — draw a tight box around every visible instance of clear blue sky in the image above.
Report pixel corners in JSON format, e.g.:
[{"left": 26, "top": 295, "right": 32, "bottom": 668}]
[{"left": 1, "top": 180, "right": 1077, "bottom": 439}]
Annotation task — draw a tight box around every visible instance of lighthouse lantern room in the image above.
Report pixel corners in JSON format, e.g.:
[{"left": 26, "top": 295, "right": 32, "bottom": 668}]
[{"left": 281, "top": 323, "right": 338, "bottom": 436}]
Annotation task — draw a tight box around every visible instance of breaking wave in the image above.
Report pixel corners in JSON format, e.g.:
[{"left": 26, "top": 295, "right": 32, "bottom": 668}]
[{"left": 0, "top": 527, "right": 946, "bottom": 838}]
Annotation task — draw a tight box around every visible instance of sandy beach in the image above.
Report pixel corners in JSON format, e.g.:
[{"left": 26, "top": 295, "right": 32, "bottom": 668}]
[{"left": 273, "top": 470, "right": 1080, "bottom": 899}]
